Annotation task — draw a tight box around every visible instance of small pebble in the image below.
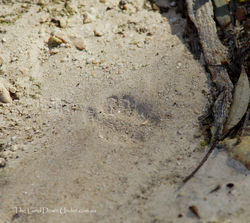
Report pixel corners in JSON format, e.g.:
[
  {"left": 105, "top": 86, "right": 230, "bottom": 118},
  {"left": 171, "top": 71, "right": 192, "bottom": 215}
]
[
  {"left": 170, "top": 17, "right": 178, "bottom": 23},
  {"left": 83, "top": 12, "right": 95, "bottom": 24},
  {"left": 170, "top": 1, "right": 177, "bottom": 7},
  {"left": 94, "top": 29, "right": 104, "bottom": 37},
  {"left": 59, "top": 18, "right": 67, "bottom": 28},
  {"left": 0, "top": 56, "right": 4, "bottom": 66},
  {"left": 117, "top": 63, "right": 124, "bottom": 67},
  {"left": 54, "top": 32, "right": 70, "bottom": 44},
  {"left": 226, "top": 183, "right": 234, "bottom": 189},
  {"left": 151, "top": 3, "right": 160, "bottom": 12},
  {"left": 10, "top": 145, "right": 18, "bottom": 151},
  {"left": 70, "top": 37, "right": 85, "bottom": 51},
  {"left": 48, "top": 36, "right": 63, "bottom": 48},
  {"left": 0, "top": 158, "right": 6, "bottom": 167},
  {"left": 50, "top": 48, "right": 59, "bottom": 55},
  {"left": 2, "top": 150, "right": 15, "bottom": 159},
  {"left": 193, "top": 109, "right": 200, "bottom": 115},
  {"left": 0, "top": 82, "right": 12, "bottom": 103},
  {"left": 193, "top": 132, "right": 202, "bottom": 138}
]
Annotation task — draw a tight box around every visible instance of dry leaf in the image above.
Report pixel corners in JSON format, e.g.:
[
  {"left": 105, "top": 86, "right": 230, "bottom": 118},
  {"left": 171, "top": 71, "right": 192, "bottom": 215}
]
[
  {"left": 224, "top": 68, "right": 249, "bottom": 132},
  {"left": 223, "top": 136, "right": 250, "bottom": 170}
]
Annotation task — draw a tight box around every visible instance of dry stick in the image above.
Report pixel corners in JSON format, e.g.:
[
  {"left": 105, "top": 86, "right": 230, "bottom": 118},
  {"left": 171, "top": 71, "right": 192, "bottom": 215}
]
[{"left": 181, "top": 0, "right": 233, "bottom": 186}]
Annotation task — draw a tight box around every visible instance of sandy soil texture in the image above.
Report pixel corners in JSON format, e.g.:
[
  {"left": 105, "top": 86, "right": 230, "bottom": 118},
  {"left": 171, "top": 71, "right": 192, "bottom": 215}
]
[{"left": 0, "top": 0, "right": 249, "bottom": 222}]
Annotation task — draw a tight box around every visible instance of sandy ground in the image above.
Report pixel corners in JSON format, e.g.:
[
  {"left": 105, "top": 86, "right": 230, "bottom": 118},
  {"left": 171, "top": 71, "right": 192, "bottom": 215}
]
[{"left": 0, "top": 0, "right": 249, "bottom": 222}]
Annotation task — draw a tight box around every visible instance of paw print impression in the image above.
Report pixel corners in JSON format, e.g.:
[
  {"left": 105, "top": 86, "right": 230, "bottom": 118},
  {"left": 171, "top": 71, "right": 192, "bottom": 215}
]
[{"left": 87, "top": 94, "right": 161, "bottom": 144}]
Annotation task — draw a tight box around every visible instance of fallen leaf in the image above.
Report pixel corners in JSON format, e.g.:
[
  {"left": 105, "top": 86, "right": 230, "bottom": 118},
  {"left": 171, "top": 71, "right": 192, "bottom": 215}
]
[
  {"left": 189, "top": 205, "right": 200, "bottom": 219},
  {"left": 224, "top": 68, "right": 249, "bottom": 132},
  {"left": 223, "top": 136, "right": 250, "bottom": 170}
]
